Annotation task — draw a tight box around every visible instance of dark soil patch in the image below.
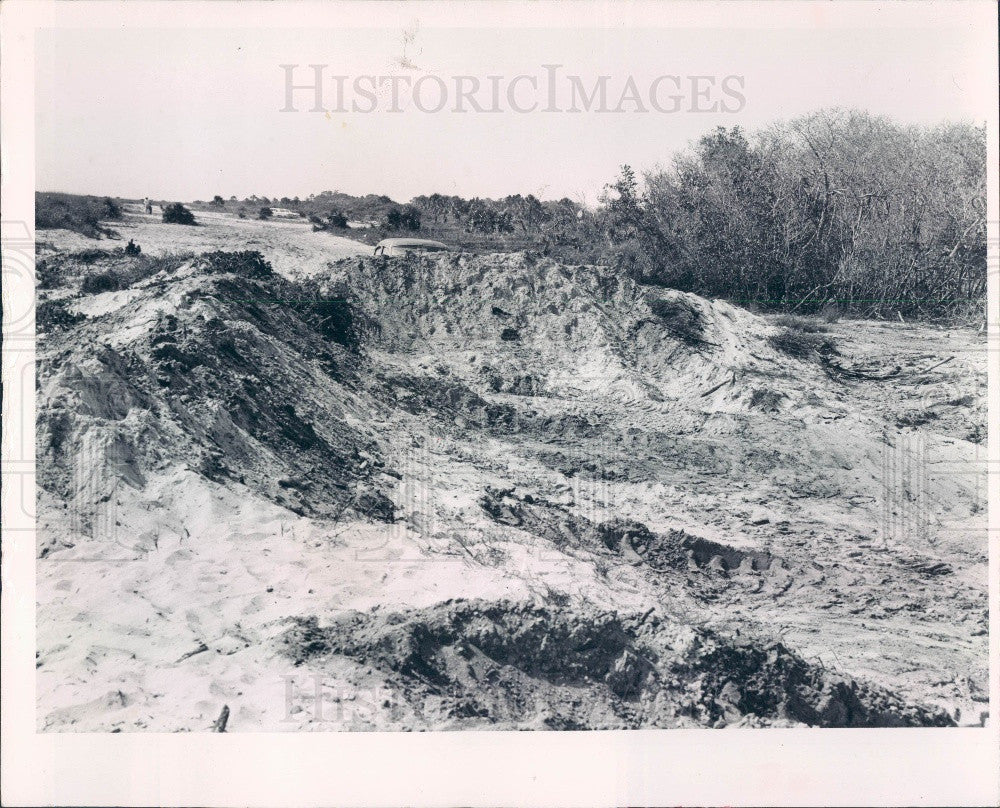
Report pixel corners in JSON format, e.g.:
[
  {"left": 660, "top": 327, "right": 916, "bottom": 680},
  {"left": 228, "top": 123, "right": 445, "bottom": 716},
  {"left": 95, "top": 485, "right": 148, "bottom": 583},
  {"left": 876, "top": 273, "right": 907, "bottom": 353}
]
[
  {"left": 649, "top": 297, "right": 706, "bottom": 345},
  {"left": 478, "top": 490, "right": 776, "bottom": 579},
  {"left": 769, "top": 328, "right": 838, "bottom": 360},
  {"left": 280, "top": 599, "right": 954, "bottom": 729}
]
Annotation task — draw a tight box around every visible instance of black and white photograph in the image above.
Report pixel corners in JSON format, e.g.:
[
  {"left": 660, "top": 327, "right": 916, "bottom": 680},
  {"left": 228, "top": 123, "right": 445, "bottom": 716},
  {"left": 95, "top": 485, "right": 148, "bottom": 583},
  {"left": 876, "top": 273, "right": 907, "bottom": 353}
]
[{"left": 2, "top": 0, "right": 998, "bottom": 805}]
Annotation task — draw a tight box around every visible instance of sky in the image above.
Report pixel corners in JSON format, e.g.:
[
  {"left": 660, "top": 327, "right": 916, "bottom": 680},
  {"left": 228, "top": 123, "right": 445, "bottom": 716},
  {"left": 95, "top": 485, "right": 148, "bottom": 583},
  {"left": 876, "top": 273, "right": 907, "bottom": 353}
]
[{"left": 35, "top": 5, "right": 996, "bottom": 205}]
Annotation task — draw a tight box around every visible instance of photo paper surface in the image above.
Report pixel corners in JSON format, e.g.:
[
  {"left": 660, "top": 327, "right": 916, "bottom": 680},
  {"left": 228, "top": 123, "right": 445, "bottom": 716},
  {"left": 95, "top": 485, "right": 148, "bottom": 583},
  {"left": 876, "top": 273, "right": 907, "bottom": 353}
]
[{"left": 2, "top": 2, "right": 998, "bottom": 805}]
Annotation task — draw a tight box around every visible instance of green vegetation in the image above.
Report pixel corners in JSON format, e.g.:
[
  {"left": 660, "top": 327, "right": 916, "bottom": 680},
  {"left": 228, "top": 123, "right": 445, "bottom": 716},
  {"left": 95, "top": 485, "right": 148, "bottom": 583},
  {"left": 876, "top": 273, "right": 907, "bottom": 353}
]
[
  {"left": 162, "top": 203, "right": 196, "bottom": 225},
  {"left": 35, "top": 192, "right": 123, "bottom": 238},
  {"left": 203, "top": 250, "right": 273, "bottom": 279},
  {"left": 605, "top": 110, "right": 986, "bottom": 320},
  {"left": 36, "top": 299, "right": 85, "bottom": 333}
]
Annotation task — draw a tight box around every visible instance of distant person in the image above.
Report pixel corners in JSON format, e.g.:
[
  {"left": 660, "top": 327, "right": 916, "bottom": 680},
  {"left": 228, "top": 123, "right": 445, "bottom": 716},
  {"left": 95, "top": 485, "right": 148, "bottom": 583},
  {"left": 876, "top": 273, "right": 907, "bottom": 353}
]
[{"left": 144, "top": 197, "right": 152, "bottom": 214}]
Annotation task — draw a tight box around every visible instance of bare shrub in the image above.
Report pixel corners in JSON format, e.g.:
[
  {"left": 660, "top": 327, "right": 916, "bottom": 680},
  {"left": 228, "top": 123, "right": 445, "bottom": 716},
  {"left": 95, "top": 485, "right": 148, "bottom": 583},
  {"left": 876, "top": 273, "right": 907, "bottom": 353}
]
[
  {"left": 773, "top": 314, "right": 829, "bottom": 333},
  {"left": 769, "top": 327, "right": 837, "bottom": 359},
  {"left": 605, "top": 112, "right": 986, "bottom": 320}
]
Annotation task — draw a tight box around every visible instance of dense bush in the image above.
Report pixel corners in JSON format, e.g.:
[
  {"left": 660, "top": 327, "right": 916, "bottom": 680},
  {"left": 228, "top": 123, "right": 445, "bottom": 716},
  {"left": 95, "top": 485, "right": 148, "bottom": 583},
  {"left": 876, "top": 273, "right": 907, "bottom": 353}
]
[
  {"left": 605, "top": 110, "right": 986, "bottom": 320},
  {"left": 37, "top": 299, "right": 85, "bottom": 333},
  {"left": 384, "top": 205, "right": 421, "bottom": 231},
  {"left": 125, "top": 239, "right": 142, "bottom": 256},
  {"left": 162, "top": 203, "right": 196, "bottom": 225},
  {"left": 103, "top": 198, "right": 123, "bottom": 219},
  {"left": 326, "top": 209, "right": 348, "bottom": 229},
  {"left": 258, "top": 206, "right": 273, "bottom": 220},
  {"left": 81, "top": 270, "right": 124, "bottom": 294},
  {"left": 35, "top": 192, "right": 123, "bottom": 238},
  {"left": 288, "top": 191, "right": 395, "bottom": 224},
  {"left": 203, "top": 250, "right": 273, "bottom": 278},
  {"left": 310, "top": 210, "right": 349, "bottom": 232}
]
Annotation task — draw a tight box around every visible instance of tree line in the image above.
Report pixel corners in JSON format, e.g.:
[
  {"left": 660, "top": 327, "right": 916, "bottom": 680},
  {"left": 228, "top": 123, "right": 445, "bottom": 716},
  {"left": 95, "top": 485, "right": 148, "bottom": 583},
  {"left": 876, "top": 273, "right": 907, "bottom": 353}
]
[
  {"left": 599, "top": 110, "right": 986, "bottom": 319},
  {"left": 149, "top": 108, "right": 994, "bottom": 320},
  {"left": 317, "top": 110, "right": 985, "bottom": 319}
]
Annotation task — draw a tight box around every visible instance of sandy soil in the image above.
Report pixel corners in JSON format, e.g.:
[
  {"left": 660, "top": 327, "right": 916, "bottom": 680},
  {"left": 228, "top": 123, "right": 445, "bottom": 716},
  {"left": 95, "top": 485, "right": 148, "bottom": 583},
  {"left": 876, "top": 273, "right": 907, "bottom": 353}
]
[
  {"left": 35, "top": 204, "right": 369, "bottom": 279},
  {"left": 34, "top": 212, "right": 988, "bottom": 731}
]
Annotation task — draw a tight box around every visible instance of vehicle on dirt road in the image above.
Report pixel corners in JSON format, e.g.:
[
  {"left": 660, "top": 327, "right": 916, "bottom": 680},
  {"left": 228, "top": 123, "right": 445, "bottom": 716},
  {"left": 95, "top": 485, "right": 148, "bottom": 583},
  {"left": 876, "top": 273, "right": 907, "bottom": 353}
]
[{"left": 374, "top": 238, "right": 450, "bottom": 257}]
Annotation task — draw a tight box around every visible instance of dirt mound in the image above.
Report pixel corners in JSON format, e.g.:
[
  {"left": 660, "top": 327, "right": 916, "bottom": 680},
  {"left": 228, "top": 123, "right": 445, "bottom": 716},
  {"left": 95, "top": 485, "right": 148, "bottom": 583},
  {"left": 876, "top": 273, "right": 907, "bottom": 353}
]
[
  {"left": 280, "top": 599, "right": 954, "bottom": 729},
  {"left": 35, "top": 238, "right": 987, "bottom": 731},
  {"left": 329, "top": 251, "right": 792, "bottom": 406},
  {"left": 36, "top": 252, "right": 394, "bottom": 556}
]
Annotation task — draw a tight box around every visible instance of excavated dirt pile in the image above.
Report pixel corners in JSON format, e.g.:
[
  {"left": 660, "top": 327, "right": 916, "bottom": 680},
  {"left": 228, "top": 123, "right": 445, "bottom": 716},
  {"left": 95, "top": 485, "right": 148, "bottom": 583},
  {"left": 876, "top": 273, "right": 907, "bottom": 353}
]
[
  {"left": 37, "top": 252, "right": 394, "bottom": 558},
  {"left": 35, "top": 239, "right": 987, "bottom": 731},
  {"left": 328, "top": 251, "right": 779, "bottom": 405},
  {"left": 281, "top": 599, "right": 954, "bottom": 729}
]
